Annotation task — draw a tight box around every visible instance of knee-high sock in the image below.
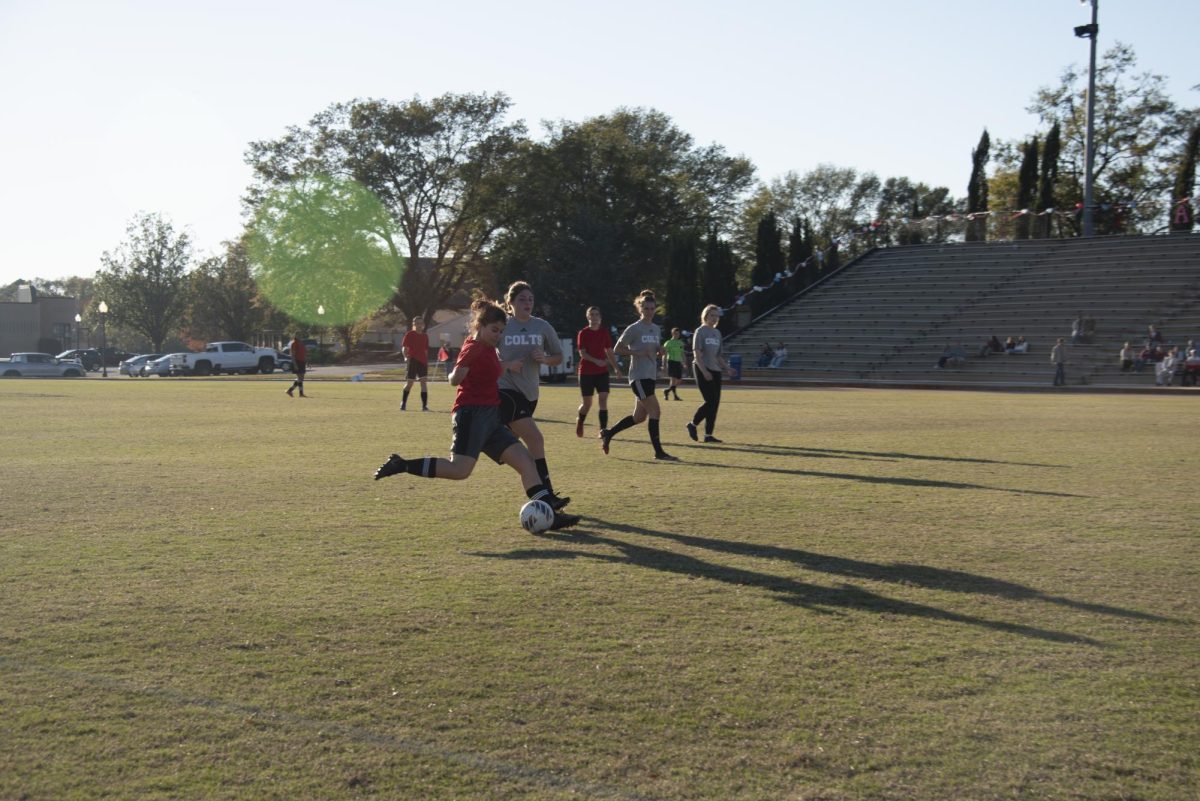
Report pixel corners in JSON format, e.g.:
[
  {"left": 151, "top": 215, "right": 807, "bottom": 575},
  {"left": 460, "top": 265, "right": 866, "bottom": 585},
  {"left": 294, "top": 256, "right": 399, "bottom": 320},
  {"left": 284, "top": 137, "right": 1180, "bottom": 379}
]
[
  {"left": 606, "top": 414, "right": 637, "bottom": 439},
  {"left": 402, "top": 388, "right": 411, "bottom": 406},
  {"left": 648, "top": 418, "right": 663, "bottom": 452},
  {"left": 598, "top": 409, "right": 609, "bottom": 429},
  {"left": 534, "top": 457, "right": 553, "bottom": 492},
  {"left": 421, "top": 390, "right": 428, "bottom": 408},
  {"left": 405, "top": 457, "right": 438, "bottom": 478}
]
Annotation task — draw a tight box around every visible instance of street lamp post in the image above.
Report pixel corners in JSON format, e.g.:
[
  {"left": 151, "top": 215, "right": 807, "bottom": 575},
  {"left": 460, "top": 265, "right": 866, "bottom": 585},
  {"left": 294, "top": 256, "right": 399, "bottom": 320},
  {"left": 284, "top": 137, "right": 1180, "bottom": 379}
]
[
  {"left": 97, "top": 301, "right": 109, "bottom": 378},
  {"left": 317, "top": 304, "right": 325, "bottom": 365},
  {"left": 1075, "top": 0, "right": 1099, "bottom": 237},
  {"left": 74, "top": 313, "right": 82, "bottom": 350}
]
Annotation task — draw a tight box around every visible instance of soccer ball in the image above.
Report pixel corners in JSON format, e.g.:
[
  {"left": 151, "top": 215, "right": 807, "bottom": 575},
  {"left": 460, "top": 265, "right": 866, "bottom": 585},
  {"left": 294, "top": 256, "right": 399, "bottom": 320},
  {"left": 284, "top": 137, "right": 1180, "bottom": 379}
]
[{"left": 519, "top": 499, "right": 555, "bottom": 534}]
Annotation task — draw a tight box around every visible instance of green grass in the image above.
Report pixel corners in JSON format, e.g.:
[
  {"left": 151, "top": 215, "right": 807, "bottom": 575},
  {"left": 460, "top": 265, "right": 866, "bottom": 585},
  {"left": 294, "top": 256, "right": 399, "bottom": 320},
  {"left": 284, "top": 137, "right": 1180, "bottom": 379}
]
[{"left": 1, "top": 379, "right": 1196, "bottom": 800}]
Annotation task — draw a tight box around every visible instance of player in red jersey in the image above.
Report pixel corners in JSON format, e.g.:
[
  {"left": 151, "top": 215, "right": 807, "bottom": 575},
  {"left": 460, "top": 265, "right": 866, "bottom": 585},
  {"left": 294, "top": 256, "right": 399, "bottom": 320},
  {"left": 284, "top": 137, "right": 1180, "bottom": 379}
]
[{"left": 575, "top": 306, "right": 621, "bottom": 438}]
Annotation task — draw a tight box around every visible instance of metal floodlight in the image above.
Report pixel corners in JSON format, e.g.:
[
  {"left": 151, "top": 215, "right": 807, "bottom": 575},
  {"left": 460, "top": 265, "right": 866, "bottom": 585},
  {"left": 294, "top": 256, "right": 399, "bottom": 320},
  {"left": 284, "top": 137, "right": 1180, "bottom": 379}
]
[{"left": 1074, "top": 23, "right": 1097, "bottom": 38}]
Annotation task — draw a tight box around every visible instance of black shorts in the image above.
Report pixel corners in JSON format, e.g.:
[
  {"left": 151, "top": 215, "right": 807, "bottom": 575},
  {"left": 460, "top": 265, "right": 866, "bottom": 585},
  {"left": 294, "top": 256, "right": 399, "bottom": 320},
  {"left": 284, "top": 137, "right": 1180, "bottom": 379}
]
[
  {"left": 630, "top": 378, "right": 657, "bottom": 400},
  {"left": 406, "top": 359, "right": 428, "bottom": 380},
  {"left": 451, "top": 405, "right": 519, "bottom": 464},
  {"left": 498, "top": 388, "right": 538, "bottom": 425},
  {"left": 293, "top": 360, "right": 307, "bottom": 376},
  {"left": 579, "top": 373, "right": 610, "bottom": 396},
  {"left": 667, "top": 361, "right": 683, "bottom": 379}
]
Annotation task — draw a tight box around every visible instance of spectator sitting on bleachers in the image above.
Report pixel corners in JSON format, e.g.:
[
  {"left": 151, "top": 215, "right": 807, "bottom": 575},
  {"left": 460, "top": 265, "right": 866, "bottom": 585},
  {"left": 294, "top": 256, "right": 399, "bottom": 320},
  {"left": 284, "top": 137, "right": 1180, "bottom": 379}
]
[
  {"left": 1119, "top": 342, "right": 1134, "bottom": 372},
  {"left": 1071, "top": 314, "right": 1084, "bottom": 344},
  {"left": 1012, "top": 336, "right": 1029, "bottom": 353},
  {"left": 1157, "top": 347, "right": 1182, "bottom": 386},
  {"left": 1148, "top": 324, "right": 1163, "bottom": 346},
  {"left": 937, "top": 344, "right": 968, "bottom": 369},
  {"left": 978, "top": 335, "right": 1004, "bottom": 357},
  {"left": 768, "top": 343, "right": 789, "bottom": 368},
  {"left": 1005, "top": 336, "right": 1017, "bottom": 353},
  {"left": 1182, "top": 349, "right": 1200, "bottom": 386},
  {"left": 756, "top": 342, "right": 774, "bottom": 368}
]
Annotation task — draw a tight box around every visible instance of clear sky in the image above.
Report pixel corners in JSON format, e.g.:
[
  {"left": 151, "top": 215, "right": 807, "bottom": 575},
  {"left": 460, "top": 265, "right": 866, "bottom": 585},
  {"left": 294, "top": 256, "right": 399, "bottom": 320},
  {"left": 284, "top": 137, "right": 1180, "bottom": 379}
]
[{"left": 1, "top": 0, "right": 1195, "bottom": 287}]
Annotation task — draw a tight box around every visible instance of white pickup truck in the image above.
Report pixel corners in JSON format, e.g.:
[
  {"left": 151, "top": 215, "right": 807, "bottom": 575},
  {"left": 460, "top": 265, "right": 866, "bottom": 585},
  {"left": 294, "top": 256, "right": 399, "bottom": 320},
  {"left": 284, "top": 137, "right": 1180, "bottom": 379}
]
[
  {"left": 169, "top": 341, "right": 280, "bottom": 376},
  {"left": 0, "top": 352, "right": 87, "bottom": 377}
]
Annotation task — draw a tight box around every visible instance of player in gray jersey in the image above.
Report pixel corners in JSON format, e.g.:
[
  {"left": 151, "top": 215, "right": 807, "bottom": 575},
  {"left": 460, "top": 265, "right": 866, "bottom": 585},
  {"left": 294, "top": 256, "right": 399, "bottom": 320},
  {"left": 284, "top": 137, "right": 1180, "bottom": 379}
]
[
  {"left": 687, "top": 304, "right": 731, "bottom": 443},
  {"left": 601, "top": 290, "right": 678, "bottom": 461},
  {"left": 496, "top": 281, "right": 570, "bottom": 509}
]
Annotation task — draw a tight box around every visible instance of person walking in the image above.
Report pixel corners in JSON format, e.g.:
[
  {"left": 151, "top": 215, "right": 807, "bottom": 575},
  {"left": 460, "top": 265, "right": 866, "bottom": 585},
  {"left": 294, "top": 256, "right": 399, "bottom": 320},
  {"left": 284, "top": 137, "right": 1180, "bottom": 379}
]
[
  {"left": 687, "top": 305, "right": 731, "bottom": 443},
  {"left": 601, "top": 290, "right": 677, "bottom": 461},
  {"left": 1051, "top": 337, "right": 1067, "bottom": 386},
  {"left": 400, "top": 316, "right": 430, "bottom": 411},
  {"left": 374, "top": 298, "right": 579, "bottom": 531},
  {"left": 497, "top": 281, "right": 570, "bottom": 509},
  {"left": 575, "top": 306, "right": 621, "bottom": 439},
  {"left": 662, "top": 328, "right": 685, "bottom": 400},
  {"left": 285, "top": 333, "right": 307, "bottom": 397}
]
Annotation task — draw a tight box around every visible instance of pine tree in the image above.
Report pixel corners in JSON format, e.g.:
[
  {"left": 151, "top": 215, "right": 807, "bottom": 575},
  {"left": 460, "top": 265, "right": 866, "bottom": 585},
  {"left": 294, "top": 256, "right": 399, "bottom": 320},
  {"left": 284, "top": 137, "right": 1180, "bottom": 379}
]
[
  {"left": 701, "top": 229, "right": 738, "bottom": 334},
  {"left": 966, "top": 130, "right": 990, "bottom": 242},
  {"left": 664, "top": 233, "right": 701, "bottom": 332},
  {"left": 1015, "top": 137, "right": 1040, "bottom": 240},
  {"left": 787, "top": 217, "right": 813, "bottom": 291},
  {"left": 1169, "top": 124, "right": 1199, "bottom": 233},
  {"left": 1036, "top": 123, "right": 1061, "bottom": 239},
  {"left": 751, "top": 212, "right": 785, "bottom": 318}
]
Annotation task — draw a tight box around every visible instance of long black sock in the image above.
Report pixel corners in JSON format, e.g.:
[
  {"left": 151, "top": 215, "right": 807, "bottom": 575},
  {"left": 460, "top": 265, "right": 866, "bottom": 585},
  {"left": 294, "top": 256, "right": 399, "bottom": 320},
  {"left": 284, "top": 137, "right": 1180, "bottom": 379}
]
[
  {"left": 402, "top": 388, "right": 411, "bottom": 407},
  {"left": 599, "top": 409, "right": 609, "bottom": 429},
  {"left": 525, "top": 483, "right": 550, "bottom": 503},
  {"left": 421, "top": 390, "right": 428, "bottom": 408},
  {"left": 606, "top": 415, "right": 637, "bottom": 439},
  {"left": 648, "top": 418, "right": 663, "bottom": 453},
  {"left": 405, "top": 457, "right": 438, "bottom": 478},
  {"left": 534, "top": 458, "right": 553, "bottom": 492}
]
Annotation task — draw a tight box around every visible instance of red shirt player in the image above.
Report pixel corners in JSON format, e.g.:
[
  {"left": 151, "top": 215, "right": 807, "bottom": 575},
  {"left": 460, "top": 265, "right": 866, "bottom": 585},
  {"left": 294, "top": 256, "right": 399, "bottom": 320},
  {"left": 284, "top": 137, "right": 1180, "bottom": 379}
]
[
  {"left": 400, "top": 317, "right": 431, "bottom": 411},
  {"left": 286, "top": 334, "right": 307, "bottom": 398},
  {"left": 574, "top": 306, "right": 620, "bottom": 437}
]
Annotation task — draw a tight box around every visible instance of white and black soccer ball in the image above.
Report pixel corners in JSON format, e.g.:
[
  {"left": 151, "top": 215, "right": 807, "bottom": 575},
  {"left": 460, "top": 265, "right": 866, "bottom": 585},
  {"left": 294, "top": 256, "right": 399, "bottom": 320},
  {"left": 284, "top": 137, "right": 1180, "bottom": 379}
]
[{"left": 519, "top": 499, "right": 555, "bottom": 534}]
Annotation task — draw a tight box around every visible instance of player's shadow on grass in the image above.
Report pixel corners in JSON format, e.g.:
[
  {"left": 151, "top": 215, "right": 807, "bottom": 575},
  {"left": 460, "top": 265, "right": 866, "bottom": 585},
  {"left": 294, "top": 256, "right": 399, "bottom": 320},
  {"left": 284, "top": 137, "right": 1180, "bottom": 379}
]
[
  {"left": 473, "top": 533, "right": 1102, "bottom": 646},
  {"left": 586, "top": 518, "right": 1172, "bottom": 624},
  {"left": 678, "top": 442, "right": 1062, "bottom": 468},
  {"left": 675, "top": 458, "right": 1085, "bottom": 498}
]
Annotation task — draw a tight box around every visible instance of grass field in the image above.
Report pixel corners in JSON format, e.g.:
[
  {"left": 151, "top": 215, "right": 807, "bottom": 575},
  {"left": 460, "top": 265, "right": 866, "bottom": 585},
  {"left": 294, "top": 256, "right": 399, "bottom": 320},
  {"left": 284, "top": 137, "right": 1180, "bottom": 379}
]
[{"left": 1, "top": 378, "right": 1197, "bottom": 801}]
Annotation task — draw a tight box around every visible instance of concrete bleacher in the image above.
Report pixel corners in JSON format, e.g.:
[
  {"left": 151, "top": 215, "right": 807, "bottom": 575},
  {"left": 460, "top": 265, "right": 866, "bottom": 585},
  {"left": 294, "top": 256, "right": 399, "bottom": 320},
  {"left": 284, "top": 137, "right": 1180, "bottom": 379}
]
[{"left": 726, "top": 235, "right": 1200, "bottom": 389}]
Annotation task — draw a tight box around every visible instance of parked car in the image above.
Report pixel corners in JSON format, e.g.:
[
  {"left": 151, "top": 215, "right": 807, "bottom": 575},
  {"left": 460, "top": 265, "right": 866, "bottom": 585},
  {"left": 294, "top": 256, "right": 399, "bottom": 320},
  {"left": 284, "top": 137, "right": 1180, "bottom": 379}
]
[
  {"left": 119, "top": 353, "right": 163, "bottom": 377},
  {"left": 168, "top": 341, "right": 280, "bottom": 375},
  {"left": 142, "top": 354, "right": 183, "bottom": 377},
  {"left": 1, "top": 352, "right": 87, "bottom": 377},
  {"left": 272, "top": 349, "right": 294, "bottom": 373},
  {"left": 56, "top": 348, "right": 102, "bottom": 371}
]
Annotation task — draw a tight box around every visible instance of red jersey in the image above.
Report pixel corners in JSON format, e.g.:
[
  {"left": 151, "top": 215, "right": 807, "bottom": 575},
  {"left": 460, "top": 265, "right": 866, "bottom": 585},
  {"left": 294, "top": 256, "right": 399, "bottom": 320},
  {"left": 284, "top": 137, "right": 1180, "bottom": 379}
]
[
  {"left": 289, "top": 338, "right": 307, "bottom": 362},
  {"left": 401, "top": 330, "right": 429, "bottom": 364},
  {"left": 576, "top": 326, "right": 613, "bottom": 376},
  {"left": 452, "top": 337, "right": 502, "bottom": 411}
]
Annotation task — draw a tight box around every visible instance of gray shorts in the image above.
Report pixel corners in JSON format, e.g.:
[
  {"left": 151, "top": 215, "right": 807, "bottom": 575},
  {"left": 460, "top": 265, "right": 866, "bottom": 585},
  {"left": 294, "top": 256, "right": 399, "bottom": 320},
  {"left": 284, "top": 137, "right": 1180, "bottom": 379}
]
[{"left": 451, "top": 405, "right": 519, "bottom": 464}]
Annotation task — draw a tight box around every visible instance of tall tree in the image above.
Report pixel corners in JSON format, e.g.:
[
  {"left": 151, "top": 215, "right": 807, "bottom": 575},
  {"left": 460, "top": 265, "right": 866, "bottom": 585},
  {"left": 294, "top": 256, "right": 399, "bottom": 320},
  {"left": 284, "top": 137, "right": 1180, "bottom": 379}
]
[
  {"left": 664, "top": 233, "right": 701, "bottom": 333},
  {"left": 187, "top": 238, "right": 276, "bottom": 343},
  {"left": 1015, "top": 138, "right": 1040, "bottom": 240},
  {"left": 492, "top": 108, "right": 754, "bottom": 330},
  {"left": 876, "top": 177, "right": 954, "bottom": 246},
  {"left": 965, "top": 129, "right": 990, "bottom": 242},
  {"left": 751, "top": 212, "right": 785, "bottom": 318},
  {"left": 93, "top": 213, "right": 192, "bottom": 352},
  {"left": 701, "top": 229, "right": 738, "bottom": 334},
  {"left": 245, "top": 92, "right": 525, "bottom": 323},
  {"left": 787, "top": 217, "right": 813, "bottom": 292},
  {"left": 1026, "top": 43, "right": 1197, "bottom": 234},
  {"left": 1036, "top": 123, "right": 1062, "bottom": 239},
  {"left": 1169, "top": 123, "right": 1199, "bottom": 233}
]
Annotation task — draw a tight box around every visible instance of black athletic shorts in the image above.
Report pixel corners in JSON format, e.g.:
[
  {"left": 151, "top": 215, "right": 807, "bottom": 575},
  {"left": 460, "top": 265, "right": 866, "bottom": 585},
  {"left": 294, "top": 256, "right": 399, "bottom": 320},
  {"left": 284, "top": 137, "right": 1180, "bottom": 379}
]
[
  {"left": 498, "top": 388, "right": 538, "bottom": 425},
  {"left": 406, "top": 359, "right": 428, "bottom": 380},
  {"left": 630, "top": 378, "right": 658, "bottom": 400},
  {"left": 293, "top": 360, "right": 307, "bottom": 376},
  {"left": 667, "top": 361, "right": 683, "bottom": 379},
  {"left": 578, "top": 373, "right": 610, "bottom": 396},
  {"left": 451, "top": 405, "right": 518, "bottom": 463}
]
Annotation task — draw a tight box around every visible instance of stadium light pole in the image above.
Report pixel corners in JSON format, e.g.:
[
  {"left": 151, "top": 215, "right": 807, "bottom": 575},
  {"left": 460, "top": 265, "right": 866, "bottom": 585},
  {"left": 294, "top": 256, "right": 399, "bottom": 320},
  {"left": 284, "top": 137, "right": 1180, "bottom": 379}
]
[
  {"left": 74, "top": 313, "right": 81, "bottom": 350},
  {"left": 1075, "top": 0, "right": 1099, "bottom": 237},
  {"left": 97, "top": 301, "right": 109, "bottom": 378},
  {"left": 317, "top": 304, "right": 325, "bottom": 365}
]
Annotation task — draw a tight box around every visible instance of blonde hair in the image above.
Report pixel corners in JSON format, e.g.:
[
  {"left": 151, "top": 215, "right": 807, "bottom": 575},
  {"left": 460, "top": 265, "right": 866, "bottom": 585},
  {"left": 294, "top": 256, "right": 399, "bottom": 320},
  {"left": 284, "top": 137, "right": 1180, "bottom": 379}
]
[
  {"left": 700, "top": 304, "right": 721, "bottom": 324},
  {"left": 634, "top": 289, "right": 656, "bottom": 310}
]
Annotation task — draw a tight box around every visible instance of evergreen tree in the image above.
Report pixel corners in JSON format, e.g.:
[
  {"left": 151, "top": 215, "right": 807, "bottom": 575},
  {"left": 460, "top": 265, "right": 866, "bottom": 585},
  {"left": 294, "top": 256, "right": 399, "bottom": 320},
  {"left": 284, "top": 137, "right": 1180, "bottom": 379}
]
[
  {"left": 1015, "top": 138, "right": 1040, "bottom": 240},
  {"left": 966, "top": 129, "right": 990, "bottom": 242},
  {"left": 701, "top": 229, "right": 738, "bottom": 334},
  {"left": 787, "top": 217, "right": 813, "bottom": 292},
  {"left": 664, "top": 232, "right": 701, "bottom": 333},
  {"left": 1169, "top": 124, "right": 1199, "bottom": 233},
  {"left": 1036, "top": 123, "right": 1062, "bottom": 239},
  {"left": 751, "top": 212, "right": 785, "bottom": 318}
]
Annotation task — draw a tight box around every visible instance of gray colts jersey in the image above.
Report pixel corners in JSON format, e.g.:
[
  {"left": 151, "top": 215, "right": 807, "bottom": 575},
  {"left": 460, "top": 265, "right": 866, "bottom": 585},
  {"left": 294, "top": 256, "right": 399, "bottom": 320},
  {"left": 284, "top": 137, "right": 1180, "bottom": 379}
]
[
  {"left": 497, "top": 316, "right": 562, "bottom": 400},
  {"left": 693, "top": 325, "right": 723, "bottom": 371},
  {"left": 616, "top": 319, "right": 661, "bottom": 381}
]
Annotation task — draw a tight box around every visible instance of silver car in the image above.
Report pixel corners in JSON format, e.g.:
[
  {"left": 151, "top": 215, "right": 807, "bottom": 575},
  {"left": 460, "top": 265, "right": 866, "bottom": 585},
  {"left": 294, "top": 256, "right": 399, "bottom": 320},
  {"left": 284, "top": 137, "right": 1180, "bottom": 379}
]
[
  {"left": 141, "top": 354, "right": 181, "bottom": 377},
  {"left": 119, "top": 353, "right": 163, "bottom": 377}
]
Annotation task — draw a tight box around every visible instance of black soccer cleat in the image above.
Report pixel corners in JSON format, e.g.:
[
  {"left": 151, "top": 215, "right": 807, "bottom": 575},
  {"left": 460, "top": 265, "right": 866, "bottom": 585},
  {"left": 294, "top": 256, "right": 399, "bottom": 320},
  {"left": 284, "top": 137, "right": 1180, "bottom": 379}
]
[
  {"left": 686, "top": 422, "right": 699, "bottom": 441},
  {"left": 549, "top": 511, "right": 581, "bottom": 531},
  {"left": 654, "top": 451, "right": 680, "bottom": 461},
  {"left": 600, "top": 429, "right": 611, "bottom": 455},
  {"left": 546, "top": 492, "right": 571, "bottom": 510},
  {"left": 704, "top": 436, "right": 722, "bottom": 443},
  {"left": 374, "top": 453, "right": 407, "bottom": 480}
]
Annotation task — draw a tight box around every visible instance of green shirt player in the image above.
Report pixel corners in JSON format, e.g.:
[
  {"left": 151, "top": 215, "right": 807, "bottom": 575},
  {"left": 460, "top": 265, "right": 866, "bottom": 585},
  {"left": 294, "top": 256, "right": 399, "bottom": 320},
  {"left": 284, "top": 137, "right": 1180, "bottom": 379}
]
[{"left": 662, "top": 328, "right": 686, "bottom": 401}]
